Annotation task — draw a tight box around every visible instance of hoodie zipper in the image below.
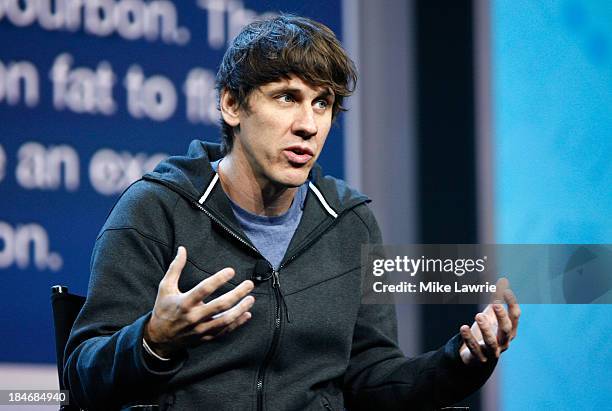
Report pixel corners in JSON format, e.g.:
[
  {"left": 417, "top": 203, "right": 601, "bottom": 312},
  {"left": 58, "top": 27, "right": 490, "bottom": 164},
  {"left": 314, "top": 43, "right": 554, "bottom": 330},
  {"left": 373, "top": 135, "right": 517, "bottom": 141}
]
[
  {"left": 191, "top": 200, "right": 260, "bottom": 255},
  {"left": 195, "top": 196, "right": 365, "bottom": 411},
  {"left": 255, "top": 269, "right": 282, "bottom": 411},
  {"left": 191, "top": 199, "right": 283, "bottom": 411}
]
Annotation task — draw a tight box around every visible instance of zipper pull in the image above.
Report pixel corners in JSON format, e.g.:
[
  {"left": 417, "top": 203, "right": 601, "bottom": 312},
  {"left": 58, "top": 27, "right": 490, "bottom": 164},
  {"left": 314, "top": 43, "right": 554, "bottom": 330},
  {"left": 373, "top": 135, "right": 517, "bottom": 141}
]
[
  {"left": 272, "top": 270, "right": 280, "bottom": 288},
  {"left": 272, "top": 270, "right": 291, "bottom": 323}
]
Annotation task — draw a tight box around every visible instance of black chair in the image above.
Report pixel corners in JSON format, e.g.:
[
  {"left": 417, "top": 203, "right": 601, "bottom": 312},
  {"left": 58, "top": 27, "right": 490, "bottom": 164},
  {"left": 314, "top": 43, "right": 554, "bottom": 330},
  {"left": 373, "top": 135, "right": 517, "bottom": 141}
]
[{"left": 50, "top": 285, "right": 85, "bottom": 411}]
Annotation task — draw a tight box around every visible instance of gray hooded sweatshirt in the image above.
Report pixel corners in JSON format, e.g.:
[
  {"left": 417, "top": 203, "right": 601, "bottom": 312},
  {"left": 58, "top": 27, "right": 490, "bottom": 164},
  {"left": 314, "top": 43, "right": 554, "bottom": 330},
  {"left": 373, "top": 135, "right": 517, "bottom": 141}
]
[{"left": 64, "top": 140, "right": 495, "bottom": 411}]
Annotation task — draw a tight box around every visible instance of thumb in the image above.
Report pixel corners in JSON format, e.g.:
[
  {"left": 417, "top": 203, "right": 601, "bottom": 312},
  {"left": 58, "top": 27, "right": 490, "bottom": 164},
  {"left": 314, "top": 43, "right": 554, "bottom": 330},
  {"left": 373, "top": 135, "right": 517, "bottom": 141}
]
[{"left": 160, "top": 246, "right": 187, "bottom": 293}]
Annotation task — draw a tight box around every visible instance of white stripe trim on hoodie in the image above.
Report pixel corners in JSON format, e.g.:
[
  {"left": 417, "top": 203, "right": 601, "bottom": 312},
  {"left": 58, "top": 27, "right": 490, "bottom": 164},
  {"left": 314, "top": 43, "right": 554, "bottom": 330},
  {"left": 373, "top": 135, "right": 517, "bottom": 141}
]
[
  {"left": 308, "top": 182, "right": 338, "bottom": 219},
  {"left": 199, "top": 173, "right": 219, "bottom": 204},
  {"left": 200, "top": 174, "right": 338, "bottom": 219}
]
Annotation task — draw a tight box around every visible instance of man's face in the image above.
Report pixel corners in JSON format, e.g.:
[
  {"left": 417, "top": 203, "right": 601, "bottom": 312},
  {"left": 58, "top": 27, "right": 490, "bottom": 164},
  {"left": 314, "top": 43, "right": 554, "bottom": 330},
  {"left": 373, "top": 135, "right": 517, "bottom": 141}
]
[{"left": 229, "top": 74, "right": 334, "bottom": 188}]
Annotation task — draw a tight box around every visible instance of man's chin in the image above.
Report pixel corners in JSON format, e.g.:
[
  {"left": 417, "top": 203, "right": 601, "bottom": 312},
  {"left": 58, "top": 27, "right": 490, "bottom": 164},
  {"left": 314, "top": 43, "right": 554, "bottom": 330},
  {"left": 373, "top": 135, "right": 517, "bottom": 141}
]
[
  {"left": 279, "top": 178, "right": 307, "bottom": 188},
  {"left": 275, "top": 170, "right": 309, "bottom": 188}
]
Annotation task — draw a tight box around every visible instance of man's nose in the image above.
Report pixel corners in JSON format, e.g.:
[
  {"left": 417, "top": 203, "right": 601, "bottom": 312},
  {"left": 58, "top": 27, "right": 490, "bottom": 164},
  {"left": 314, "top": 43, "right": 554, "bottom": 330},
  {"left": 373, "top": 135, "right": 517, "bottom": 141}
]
[{"left": 292, "top": 105, "right": 318, "bottom": 139}]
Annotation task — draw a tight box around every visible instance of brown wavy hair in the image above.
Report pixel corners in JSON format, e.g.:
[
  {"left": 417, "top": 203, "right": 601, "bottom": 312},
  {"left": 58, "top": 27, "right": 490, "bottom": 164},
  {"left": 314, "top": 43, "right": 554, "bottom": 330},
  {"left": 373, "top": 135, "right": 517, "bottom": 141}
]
[{"left": 216, "top": 14, "right": 357, "bottom": 153}]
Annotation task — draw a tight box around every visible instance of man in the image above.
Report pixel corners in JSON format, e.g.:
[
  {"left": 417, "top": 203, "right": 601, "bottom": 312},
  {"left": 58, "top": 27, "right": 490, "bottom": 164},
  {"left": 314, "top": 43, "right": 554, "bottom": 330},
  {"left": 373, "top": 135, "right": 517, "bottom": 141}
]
[{"left": 64, "top": 15, "right": 519, "bottom": 410}]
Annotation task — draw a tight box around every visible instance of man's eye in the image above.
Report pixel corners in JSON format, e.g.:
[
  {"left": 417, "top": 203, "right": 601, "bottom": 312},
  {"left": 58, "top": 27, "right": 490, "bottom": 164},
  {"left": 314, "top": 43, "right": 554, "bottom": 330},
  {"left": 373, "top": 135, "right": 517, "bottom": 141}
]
[
  {"left": 277, "top": 94, "right": 294, "bottom": 103},
  {"left": 314, "top": 100, "right": 329, "bottom": 110}
]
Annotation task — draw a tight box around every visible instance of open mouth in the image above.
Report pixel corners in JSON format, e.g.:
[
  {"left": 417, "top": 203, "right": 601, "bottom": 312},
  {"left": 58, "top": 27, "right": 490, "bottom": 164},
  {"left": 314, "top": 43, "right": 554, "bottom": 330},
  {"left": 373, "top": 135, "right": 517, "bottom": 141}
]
[{"left": 284, "top": 147, "right": 313, "bottom": 165}]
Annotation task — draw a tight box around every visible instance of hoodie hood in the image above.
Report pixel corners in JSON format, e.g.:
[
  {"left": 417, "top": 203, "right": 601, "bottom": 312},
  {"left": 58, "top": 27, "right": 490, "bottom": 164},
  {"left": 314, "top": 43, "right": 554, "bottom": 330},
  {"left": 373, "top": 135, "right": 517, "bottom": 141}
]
[
  {"left": 144, "top": 140, "right": 370, "bottom": 215},
  {"left": 144, "top": 140, "right": 222, "bottom": 203}
]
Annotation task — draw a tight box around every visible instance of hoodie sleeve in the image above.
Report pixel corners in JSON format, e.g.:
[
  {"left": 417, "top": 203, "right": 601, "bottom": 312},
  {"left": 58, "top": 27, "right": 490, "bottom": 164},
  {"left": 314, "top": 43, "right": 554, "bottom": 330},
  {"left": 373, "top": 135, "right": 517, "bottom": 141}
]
[
  {"left": 63, "top": 181, "right": 187, "bottom": 410},
  {"left": 343, "top": 206, "right": 496, "bottom": 410}
]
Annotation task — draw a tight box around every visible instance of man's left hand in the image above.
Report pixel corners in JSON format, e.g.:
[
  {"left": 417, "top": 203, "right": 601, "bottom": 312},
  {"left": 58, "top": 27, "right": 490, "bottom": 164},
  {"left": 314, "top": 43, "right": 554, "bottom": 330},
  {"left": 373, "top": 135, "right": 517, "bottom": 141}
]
[{"left": 459, "top": 279, "right": 521, "bottom": 365}]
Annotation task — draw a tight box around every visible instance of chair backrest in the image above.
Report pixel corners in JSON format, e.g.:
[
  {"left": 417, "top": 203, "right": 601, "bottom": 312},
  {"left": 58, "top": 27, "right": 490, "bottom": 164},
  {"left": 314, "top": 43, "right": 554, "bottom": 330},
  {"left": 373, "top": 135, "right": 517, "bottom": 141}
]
[{"left": 50, "top": 285, "right": 85, "bottom": 410}]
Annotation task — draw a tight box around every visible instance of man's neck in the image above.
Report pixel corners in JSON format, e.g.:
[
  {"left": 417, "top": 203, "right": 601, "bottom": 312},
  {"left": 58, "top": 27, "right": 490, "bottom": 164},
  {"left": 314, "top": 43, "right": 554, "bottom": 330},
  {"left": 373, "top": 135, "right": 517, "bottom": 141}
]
[{"left": 217, "top": 155, "right": 297, "bottom": 217}]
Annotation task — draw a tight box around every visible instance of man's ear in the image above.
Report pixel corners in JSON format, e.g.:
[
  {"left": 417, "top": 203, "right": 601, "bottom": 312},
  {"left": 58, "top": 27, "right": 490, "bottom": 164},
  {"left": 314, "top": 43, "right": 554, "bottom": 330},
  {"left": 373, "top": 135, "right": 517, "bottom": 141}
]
[{"left": 220, "top": 89, "right": 241, "bottom": 127}]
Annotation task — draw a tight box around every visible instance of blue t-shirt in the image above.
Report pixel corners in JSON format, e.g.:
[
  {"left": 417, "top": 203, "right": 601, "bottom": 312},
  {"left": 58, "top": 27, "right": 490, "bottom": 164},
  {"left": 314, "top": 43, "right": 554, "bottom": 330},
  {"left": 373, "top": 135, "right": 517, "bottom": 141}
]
[{"left": 211, "top": 160, "right": 307, "bottom": 269}]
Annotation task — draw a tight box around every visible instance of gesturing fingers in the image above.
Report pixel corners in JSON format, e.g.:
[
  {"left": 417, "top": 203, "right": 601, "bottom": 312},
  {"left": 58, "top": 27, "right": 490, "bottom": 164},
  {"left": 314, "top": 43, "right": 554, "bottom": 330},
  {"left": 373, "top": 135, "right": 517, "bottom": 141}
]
[
  {"left": 204, "top": 311, "right": 253, "bottom": 341},
  {"left": 193, "top": 280, "right": 255, "bottom": 320},
  {"left": 494, "top": 277, "right": 510, "bottom": 302},
  {"left": 218, "top": 311, "right": 253, "bottom": 335},
  {"left": 460, "top": 282, "right": 521, "bottom": 365},
  {"left": 460, "top": 325, "right": 487, "bottom": 363},
  {"left": 149, "top": 255, "right": 257, "bottom": 355},
  {"left": 186, "top": 276, "right": 255, "bottom": 341},
  {"left": 184, "top": 267, "right": 236, "bottom": 307},
  {"left": 476, "top": 313, "right": 501, "bottom": 358},
  {"left": 197, "top": 295, "right": 255, "bottom": 341},
  {"left": 493, "top": 303, "right": 513, "bottom": 348},
  {"left": 504, "top": 288, "right": 521, "bottom": 333},
  {"left": 159, "top": 246, "right": 188, "bottom": 294}
]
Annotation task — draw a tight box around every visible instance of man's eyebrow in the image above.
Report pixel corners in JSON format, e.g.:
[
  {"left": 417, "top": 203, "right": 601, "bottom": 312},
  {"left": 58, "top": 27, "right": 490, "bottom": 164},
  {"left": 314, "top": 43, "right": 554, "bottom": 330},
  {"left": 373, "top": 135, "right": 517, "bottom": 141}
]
[
  {"left": 317, "top": 90, "right": 335, "bottom": 100},
  {"left": 276, "top": 87, "right": 302, "bottom": 94},
  {"left": 266, "top": 86, "right": 334, "bottom": 99},
  {"left": 265, "top": 87, "right": 303, "bottom": 95}
]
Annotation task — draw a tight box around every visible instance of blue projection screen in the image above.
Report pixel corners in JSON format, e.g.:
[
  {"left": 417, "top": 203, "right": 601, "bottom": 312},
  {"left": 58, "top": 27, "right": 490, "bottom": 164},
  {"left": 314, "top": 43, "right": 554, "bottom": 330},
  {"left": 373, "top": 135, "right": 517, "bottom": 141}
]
[
  {"left": 0, "top": 0, "right": 343, "bottom": 364},
  {"left": 492, "top": 1, "right": 612, "bottom": 409}
]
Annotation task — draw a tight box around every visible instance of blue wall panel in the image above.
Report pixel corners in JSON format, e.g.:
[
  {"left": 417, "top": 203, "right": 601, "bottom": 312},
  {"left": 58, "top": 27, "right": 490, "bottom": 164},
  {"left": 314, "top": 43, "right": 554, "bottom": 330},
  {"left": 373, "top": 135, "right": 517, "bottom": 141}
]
[{"left": 492, "top": 1, "right": 612, "bottom": 408}]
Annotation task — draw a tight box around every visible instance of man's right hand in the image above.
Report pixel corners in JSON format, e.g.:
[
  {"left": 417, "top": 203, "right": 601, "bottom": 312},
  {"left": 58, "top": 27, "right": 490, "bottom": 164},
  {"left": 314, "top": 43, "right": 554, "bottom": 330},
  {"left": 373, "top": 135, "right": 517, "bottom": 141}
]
[{"left": 144, "top": 246, "right": 255, "bottom": 358}]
